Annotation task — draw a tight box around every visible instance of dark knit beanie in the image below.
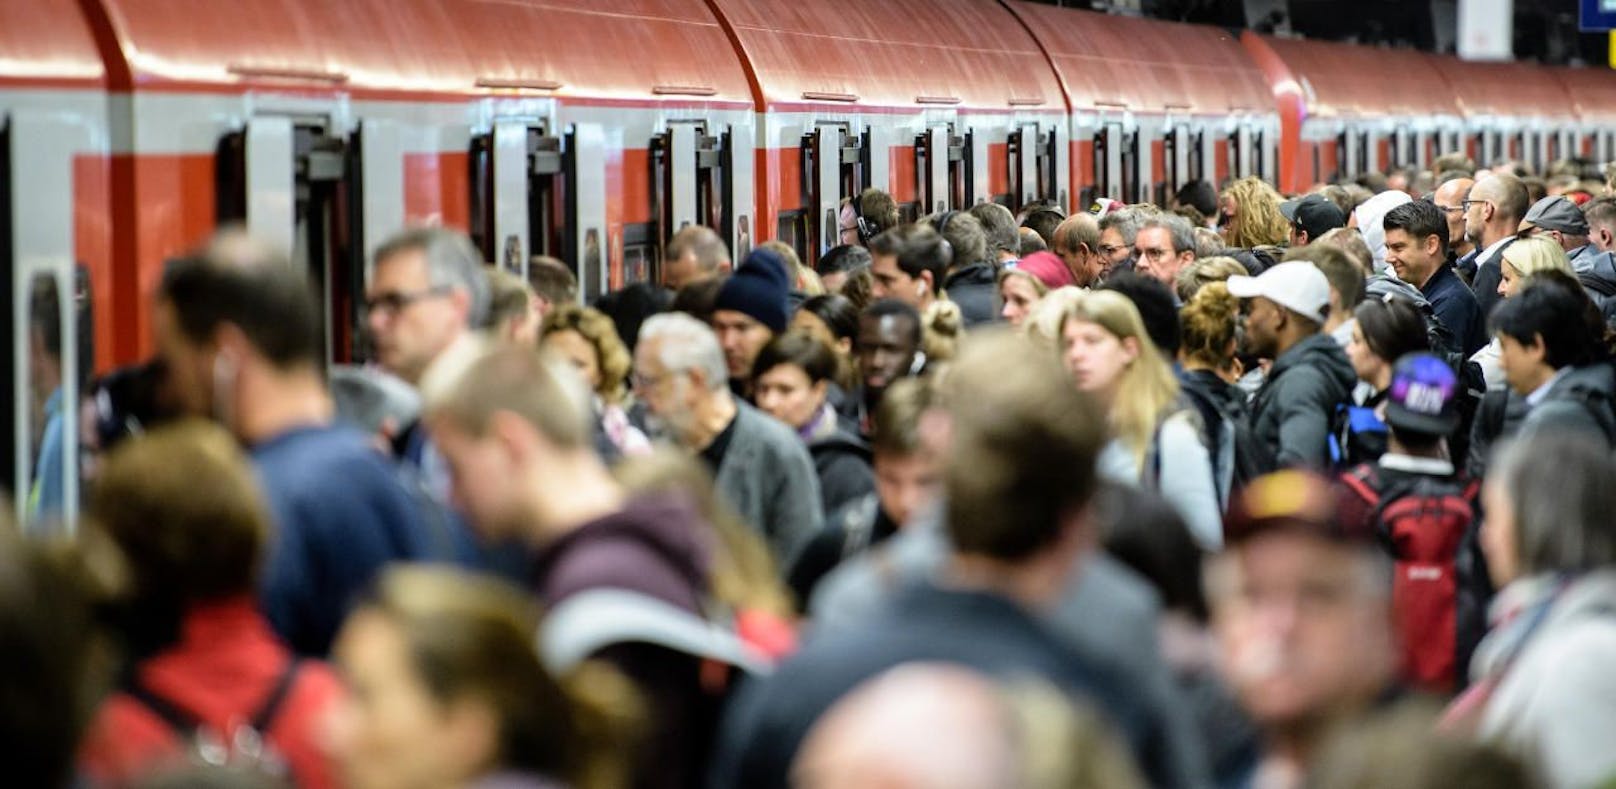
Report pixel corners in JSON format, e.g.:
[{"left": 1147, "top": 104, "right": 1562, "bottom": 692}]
[{"left": 714, "top": 248, "right": 791, "bottom": 333}]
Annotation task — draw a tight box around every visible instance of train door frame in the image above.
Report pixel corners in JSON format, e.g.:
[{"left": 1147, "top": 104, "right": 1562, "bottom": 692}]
[
  {"left": 215, "top": 114, "right": 359, "bottom": 368},
  {"left": 1165, "top": 122, "right": 1192, "bottom": 196},
  {"left": 1094, "top": 121, "right": 1136, "bottom": 203},
  {"left": 3, "top": 113, "right": 85, "bottom": 533},
  {"left": 807, "top": 123, "right": 847, "bottom": 258},
  {"left": 472, "top": 121, "right": 609, "bottom": 301},
  {"left": 915, "top": 124, "right": 963, "bottom": 215},
  {"left": 1010, "top": 120, "right": 1064, "bottom": 209}
]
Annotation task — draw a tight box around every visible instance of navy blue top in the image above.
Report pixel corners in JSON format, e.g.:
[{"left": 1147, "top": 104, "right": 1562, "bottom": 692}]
[
  {"left": 1422, "top": 264, "right": 1487, "bottom": 356},
  {"left": 253, "top": 424, "right": 436, "bottom": 656},
  {"left": 709, "top": 582, "right": 1174, "bottom": 788}
]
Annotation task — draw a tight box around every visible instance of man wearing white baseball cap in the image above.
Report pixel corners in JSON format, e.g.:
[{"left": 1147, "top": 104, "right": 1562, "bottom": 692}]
[{"left": 1227, "top": 261, "right": 1357, "bottom": 472}]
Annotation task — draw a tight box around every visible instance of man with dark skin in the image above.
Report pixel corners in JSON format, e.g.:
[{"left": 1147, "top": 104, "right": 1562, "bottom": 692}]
[{"left": 855, "top": 299, "right": 923, "bottom": 432}]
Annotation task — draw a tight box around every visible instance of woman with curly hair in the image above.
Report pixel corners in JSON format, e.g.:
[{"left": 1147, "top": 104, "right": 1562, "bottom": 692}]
[
  {"left": 1219, "top": 176, "right": 1290, "bottom": 249},
  {"left": 539, "top": 304, "right": 650, "bottom": 458}
]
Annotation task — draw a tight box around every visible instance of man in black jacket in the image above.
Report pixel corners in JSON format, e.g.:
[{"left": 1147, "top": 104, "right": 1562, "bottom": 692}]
[{"left": 1227, "top": 262, "right": 1356, "bottom": 472}]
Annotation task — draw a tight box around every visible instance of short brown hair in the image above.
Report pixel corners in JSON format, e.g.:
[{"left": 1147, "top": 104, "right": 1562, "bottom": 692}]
[
  {"left": 665, "top": 226, "right": 730, "bottom": 273},
  {"left": 540, "top": 304, "right": 633, "bottom": 404},
  {"left": 1315, "top": 227, "right": 1374, "bottom": 276},
  {"left": 857, "top": 188, "right": 901, "bottom": 236},
  {"left": 527, "top": 255, "right": 578, "bottom": 306},
  {"left": 943, "top": 332, "right": 1106, "bottom": 561},
  {"left": 1288, "top": 244, "right": 1365, "bottom": 309},
  {"left": 871, "top": 377, "right": 933, "bottom": 458},
  {"left": 90, "top": 420, "right": 269, "bottom": 605},
  {"left": 429, "top": 343, "right": 592, "bottom": 449},
  {"left": 486, "top": 266, "right": 535, "bottom": 329}
]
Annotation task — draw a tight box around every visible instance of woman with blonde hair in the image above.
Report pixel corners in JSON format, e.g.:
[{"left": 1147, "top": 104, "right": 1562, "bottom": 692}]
[
  {"left": 540, "top": 304, "right": 650, "bottom": 458},
  {"left": 1061, "top": 291, "right": 1222, "bottom": 548},
  {"left": 1218, "top": 176, "right": 1291, "bottom": 249},
  {"left": 997, "top": 266, "right": 1050, "bottom": 327},
  {"left": 1469, "top": 235, "right": 1575, "bottom": 387}
]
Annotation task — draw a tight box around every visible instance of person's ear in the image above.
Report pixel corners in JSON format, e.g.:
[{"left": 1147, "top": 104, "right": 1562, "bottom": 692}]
[
  {"left": 1121, "top": 335, "right": 1141, "bottom": 365},
  {"left": 919, "top": 271, "right": 934, "bottom": 297},
  {"left": 1527, "top": 332, "right": 1549, "bottom": 364}
]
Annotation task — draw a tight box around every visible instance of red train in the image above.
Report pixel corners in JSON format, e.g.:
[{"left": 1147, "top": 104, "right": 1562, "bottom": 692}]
[{"left": 7, "top": 0, "right": 1616, "bottom": 522}]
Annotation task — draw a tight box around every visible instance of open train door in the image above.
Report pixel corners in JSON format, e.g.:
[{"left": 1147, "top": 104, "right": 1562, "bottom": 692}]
[
  {"left": 217, "top": 116, "right": 360, "bottom": 366},
  {"left": 1010, "top": 122, "right": 1066, "bottom": 210},
  {"left": 472, "top": 121, "right": 608, "bottom": 300},
  {"left": 808, "top": 124, "right": 846, "bottom": 260},
  {"left": 917, "top": 126, "right": 963, "bottom": 214},
  {"left": 2, "top": 114, "right": 90, "bottom": 535},
  {"left": 1094, "top": 122, "right": 1135, "bottom": 203},
  {"left": 649, "top": 122, "right": 730, "bottom": 287}
]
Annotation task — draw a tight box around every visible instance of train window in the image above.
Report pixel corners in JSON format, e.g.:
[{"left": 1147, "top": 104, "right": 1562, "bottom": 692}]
[
  {"left": 775, "top": 209, "right": 809, "bottom": 264},
  {"left": 621, "top": 222, "right": 656, "bottom": 287}
]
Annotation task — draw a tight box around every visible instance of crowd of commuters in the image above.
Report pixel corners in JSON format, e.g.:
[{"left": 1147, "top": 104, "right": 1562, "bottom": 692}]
[{"left": 13, "top": 152, "right": 1616, "bottom": 789}]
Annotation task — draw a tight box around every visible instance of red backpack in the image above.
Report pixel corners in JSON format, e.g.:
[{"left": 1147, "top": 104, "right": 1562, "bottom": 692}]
[{"left": 1340, "top": 465, "right": 1487, "bottom": 694}]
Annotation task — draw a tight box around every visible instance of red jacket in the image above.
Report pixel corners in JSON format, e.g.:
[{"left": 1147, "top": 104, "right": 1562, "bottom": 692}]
[{"left": 78, "top": 597, "right": 343, "bottom": 789}]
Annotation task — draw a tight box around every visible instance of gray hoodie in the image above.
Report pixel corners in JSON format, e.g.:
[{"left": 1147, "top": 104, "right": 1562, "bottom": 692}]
[{"left": 1249, "top": 333, "right": 1357, "bottom": 472}]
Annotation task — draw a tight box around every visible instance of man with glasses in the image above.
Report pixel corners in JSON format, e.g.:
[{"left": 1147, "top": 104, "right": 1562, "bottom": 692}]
[
  {"left": 1432, "top": 177, "right": 1475, "bottom": 271},
  {"left": 365, "top": 228, "right": 494, "bottom": 567},
  {"left": 366, "top": 228, "right": 491, "bottom": 389},
  {"left": 1098, "top": 207, "right": 1145, "bottom": 276},
  {"left": 1459, "top": 173, "right": 1529, "bottom": 319},
  {"left": 1132, "top": 214, "right": 1196, "bottom": 295},
  {"left": 633, "top": 312, "right": 821, "bottom": 568}
]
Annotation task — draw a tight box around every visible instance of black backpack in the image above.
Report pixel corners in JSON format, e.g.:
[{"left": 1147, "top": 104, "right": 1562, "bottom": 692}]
[{"left": 123, "top": 661, "right": 303, "bottom": 781}]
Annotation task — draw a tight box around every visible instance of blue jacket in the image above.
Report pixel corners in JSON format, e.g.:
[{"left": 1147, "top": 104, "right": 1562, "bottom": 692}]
[{"left": 254, "top": 424, "right": 439, "bottom": 656}]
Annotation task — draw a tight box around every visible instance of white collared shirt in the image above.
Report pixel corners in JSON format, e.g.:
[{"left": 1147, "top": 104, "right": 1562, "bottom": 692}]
[
  {"left": 1378, "top": 453, "right": 1455, "bottom": 476},
  {"left": 1475, "top": 235, "right": 1514, "bottom": 269},
  {"left": 1525, "top": 367, "right": 1572, "bottom": 409}
]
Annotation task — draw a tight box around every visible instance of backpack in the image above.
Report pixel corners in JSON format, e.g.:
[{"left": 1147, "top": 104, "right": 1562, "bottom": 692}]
[
  {"left": 1329, "top": 402, "right": 1388, "bottom": 470},
  {"left": 123, "top": 660, "right": 303, "bottom": 781},
  {"left": 1178, "top": 375, "right": 1259, "bottom": 509},
  {"left": 1340, "top": 467, "right": 1488, "bottom": 694}
]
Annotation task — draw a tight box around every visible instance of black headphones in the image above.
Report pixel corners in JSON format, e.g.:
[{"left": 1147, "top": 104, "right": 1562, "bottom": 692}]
[
  {"left": 854, "top": 196, "right": 875, "bottom": 244},
  {"left": 930, "top": 210, "right": 960, "bottom": 236}
]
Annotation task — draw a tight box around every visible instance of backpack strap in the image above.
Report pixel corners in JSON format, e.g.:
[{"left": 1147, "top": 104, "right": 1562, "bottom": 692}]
[
  {"left": 249, "top": 659, "right": 303, "bottom": 735},
  {"left": 123, "top": 674, "right": 203, "bottom": 737},
  {"left": 123, "top": 658, "right": 302, "bottom": 740},
  {"left": 539, "top": 588, "right": 768, "bottom": 676}
]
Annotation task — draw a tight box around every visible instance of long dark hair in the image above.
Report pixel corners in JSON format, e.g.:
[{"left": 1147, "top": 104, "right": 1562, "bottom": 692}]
[{"left": 1353, "top": 297, "right": 1430, "bottom": 365}]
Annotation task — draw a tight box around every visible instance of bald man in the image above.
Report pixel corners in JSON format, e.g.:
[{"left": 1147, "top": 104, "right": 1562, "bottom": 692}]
[
  {"left": 791, "top": 664, "right": 1145, "bottom": 789},
  {"left": 1460, "top": 173, "right": 1529, "bottom": 318},
  {"left": 1433, "top": 177, "right": 1476, "bottom": 269},
  {"left": 1051, "top": 214, "right": 1106, "bottom": 287}
]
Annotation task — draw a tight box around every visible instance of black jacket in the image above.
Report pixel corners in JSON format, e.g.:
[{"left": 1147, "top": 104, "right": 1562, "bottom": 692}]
[
  {"left": 944, "top": 262, "right": 1000, "bottom": 327},
  {"left": 1249, "top": 334, "right": 1357, "bottom": 472},
  {"left": 1469, "top": 238, "right": 1513, "bottom": 321},
  {"left": 808, "top": 428, "right": 875, "bottom": 521}
]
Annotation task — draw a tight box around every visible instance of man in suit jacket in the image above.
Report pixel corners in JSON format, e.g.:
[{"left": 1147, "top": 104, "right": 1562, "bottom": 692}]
[{"left": 1460, "top": 173, "right": 1529, "bottom": 319}]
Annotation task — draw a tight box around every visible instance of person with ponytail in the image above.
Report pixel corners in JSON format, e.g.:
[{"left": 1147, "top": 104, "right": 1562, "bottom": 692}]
[
  {"left": 1062, "top": 291, "right": 1223, "bottom": 549},
  {"left": 328, "top": 566, "right": 640, "bottom": 789}
]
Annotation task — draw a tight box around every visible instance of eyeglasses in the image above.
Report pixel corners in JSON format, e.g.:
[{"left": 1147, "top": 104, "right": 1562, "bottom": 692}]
[
  {"left": 1461, "top": 199, "right": 1491, "bottom": 211},
  {"left": 1435, "top": 204, "right": 1464, "bottom": 215},
  {"left": 1099, "top": 243, "right": 1128, "bottom": 257},
  {"left": 364, "top": 286, "right": 451, "bottom": 315}
]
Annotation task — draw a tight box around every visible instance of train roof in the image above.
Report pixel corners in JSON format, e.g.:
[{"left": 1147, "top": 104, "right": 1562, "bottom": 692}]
[
  {"left": 705, "top": 0, "right": 1063, "bottom": 112},
  {"left": 84, "top": 0, "right": 754, "bottom": 105},
  {"left": 1243, "top": 34, "right": 1459, "bottom": 121},
  {"left": 1011, "top": 3, "right": 1274, "bottom": 117},
  {"left": 1428, "top": 57, "right": 1577, "bottom": 122},
  {"left": 0, "top": 1, "right": 104, "bottom": 88}
]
